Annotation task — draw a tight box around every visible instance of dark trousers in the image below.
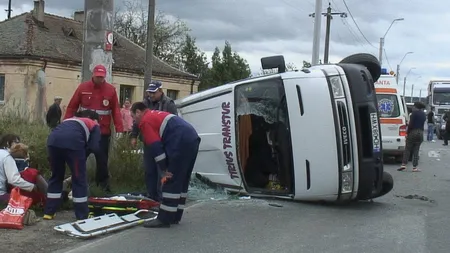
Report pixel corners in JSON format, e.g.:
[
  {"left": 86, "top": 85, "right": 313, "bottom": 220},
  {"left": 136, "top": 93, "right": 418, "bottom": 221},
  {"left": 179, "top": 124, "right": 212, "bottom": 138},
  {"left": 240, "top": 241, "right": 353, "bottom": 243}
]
[
  {"left": 444, "top": 132, "right": 450, "bottom": 145},
  {"left": 158, "top": 138, "right": 200, "bottom": 224},
  {"left": 401, "top": 129, "right": 424, "bottom": 167},
  {"left": 44, "top": 147, "right": 89, "bottom": 220},
  {"left": 143, "top": 146, "right": 162, "bottom": 202},
  {"left": 86, "top": 134, "right": 111, "bottom": 186}
]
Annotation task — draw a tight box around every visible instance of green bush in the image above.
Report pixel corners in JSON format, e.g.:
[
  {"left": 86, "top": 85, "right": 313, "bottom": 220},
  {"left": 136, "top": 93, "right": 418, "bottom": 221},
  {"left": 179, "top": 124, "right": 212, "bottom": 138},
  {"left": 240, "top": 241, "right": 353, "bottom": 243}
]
[{"left": 0, "top": 101, "right": 145, "bottom": 195}]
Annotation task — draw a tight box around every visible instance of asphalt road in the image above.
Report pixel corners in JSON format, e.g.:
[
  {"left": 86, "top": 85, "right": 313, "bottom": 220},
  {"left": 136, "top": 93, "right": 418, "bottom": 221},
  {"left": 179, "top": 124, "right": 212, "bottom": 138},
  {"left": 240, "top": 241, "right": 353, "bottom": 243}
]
[{"left": 56, "top": 139, "right": 450, "bottom": 253}]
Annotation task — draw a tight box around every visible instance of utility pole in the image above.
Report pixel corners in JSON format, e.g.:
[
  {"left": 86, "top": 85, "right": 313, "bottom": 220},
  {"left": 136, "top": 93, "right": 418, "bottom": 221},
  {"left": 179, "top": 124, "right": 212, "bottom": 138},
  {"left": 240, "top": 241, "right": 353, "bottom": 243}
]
[
  {"left": 395, "top": 64, "right": 400, "bottom": 84},
  {"left": 81, "top": 0, "right": 114, "bottom": 83},
  {"left": 410, "top": 84, "right": 414, "bottom": 103},
  {"left": 311, "top": 0, "right": 322, "bottom": 65},
  {"left": 402, "top": 77, "right": 406, "bottom": 97},
  {"left": 419, "top": 89, "right": 422, "bottom": 100},
  {"left": 310, "top": 3, "right": 346, "bottom": 64},
  {"left": 6, "top": 0, "right": 12, "bottom": 19},
  {"left": 143, "top": 0, "right": 156, "bottom": 98}
]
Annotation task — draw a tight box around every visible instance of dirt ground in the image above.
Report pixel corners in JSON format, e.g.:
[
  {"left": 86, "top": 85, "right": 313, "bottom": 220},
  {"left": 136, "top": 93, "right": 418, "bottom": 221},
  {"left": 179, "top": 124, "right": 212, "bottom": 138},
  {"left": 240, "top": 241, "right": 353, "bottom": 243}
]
[{"left": 0, "top": 210, "right": 80, "bottom": 253}]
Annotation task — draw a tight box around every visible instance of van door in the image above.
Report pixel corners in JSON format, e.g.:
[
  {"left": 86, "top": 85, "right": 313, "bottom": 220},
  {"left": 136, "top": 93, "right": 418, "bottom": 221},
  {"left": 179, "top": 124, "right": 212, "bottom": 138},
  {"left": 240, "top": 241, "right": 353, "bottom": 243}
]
[
  {"left": 400, "top": 96, "right": 409, "bottom": 123},
  {"left": 376, "top": 93, "right": 405, "bottom": 154}
]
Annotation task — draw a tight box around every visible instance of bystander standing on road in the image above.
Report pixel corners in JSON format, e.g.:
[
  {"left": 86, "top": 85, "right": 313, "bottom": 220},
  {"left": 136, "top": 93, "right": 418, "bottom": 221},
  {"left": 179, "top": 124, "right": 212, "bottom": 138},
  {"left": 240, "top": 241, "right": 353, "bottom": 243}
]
[
  {"left": 398, "top": 102, "right": 427, "bottom": 172},
  {"left": 427, "top": 107, "right": 436, "bottom": 142}
]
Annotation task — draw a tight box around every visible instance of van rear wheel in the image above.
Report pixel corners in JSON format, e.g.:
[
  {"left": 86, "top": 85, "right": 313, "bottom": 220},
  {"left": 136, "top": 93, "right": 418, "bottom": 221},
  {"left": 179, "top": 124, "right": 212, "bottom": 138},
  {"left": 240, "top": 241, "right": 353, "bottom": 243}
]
[{"left": 339, "top": 53, "right": 382, "bottom": 82}]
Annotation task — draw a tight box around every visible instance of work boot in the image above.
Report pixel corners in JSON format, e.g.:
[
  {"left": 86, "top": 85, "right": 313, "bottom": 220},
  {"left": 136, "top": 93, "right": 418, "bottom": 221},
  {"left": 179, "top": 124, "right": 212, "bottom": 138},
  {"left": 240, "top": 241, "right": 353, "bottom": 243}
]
[
  {"left": 143, "top": 219, "right": 170, "bottom": 228},
  {"left": 43, "top": 214, "right": 56, "bottom": 220}
]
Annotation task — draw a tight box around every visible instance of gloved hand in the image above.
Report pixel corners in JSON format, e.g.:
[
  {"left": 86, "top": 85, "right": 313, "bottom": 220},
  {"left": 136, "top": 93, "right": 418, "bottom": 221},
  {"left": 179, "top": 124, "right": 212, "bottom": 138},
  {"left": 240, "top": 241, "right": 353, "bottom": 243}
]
[
  {"left": 161, "top": 171, "right": 173, "bottom": 185},
  {"left": 115, "top": 132, "right": 123, "bottom": 138}
]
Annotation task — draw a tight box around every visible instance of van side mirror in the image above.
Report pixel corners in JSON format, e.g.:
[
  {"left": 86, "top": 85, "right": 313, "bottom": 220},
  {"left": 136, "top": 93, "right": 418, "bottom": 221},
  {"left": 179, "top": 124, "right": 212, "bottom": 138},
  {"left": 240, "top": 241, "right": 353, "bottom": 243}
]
[{"left": 261, "top": 55, "right": 286, "bottom": 73}]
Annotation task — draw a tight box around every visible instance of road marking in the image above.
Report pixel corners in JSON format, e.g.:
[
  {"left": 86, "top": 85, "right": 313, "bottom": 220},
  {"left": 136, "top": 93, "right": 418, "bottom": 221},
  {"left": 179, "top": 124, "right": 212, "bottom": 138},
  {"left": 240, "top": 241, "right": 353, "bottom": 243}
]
[{"left": 428, "top": 151, "right": 440, "bottom": 158}]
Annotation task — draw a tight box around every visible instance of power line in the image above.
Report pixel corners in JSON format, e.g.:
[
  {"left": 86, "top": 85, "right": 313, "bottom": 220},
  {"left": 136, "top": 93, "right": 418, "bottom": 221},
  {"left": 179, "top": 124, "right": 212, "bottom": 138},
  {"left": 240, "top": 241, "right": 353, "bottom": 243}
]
[{"left": 341, "top": 0, "right": 376, "bottom": 49}]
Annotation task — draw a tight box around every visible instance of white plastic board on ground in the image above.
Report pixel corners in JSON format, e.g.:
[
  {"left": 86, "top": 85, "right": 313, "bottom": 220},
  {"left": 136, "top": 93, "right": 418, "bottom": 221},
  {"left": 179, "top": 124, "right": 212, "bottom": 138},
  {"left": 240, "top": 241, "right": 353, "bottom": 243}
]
[{"left": 54, "top": 210, "right": 157, "bottom": 239}]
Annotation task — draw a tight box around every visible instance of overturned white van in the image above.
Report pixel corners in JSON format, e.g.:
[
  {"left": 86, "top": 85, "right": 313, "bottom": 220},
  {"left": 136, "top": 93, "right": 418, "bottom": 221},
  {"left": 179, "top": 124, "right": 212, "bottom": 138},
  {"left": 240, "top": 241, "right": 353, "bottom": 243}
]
[{"left": 176, "top": 53, "right": 393, "bottom": 203}]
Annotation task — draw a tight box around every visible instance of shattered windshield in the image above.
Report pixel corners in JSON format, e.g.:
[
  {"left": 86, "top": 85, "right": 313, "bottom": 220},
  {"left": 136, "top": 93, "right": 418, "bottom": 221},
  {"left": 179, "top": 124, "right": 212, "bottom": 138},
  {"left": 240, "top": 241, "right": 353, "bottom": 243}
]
[{"left": 235, "top": 77, "right": 287, "bottom": 124}]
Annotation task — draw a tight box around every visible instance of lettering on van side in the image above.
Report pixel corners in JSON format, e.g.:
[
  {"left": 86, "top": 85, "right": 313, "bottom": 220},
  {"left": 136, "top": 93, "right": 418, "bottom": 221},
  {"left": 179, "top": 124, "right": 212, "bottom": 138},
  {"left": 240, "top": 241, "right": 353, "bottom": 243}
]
[
  {"left": 221, "top": 102, "right": 239, "bottom": 179},
  {"left": 370, "top": 112, "right": 381, "bottom": 152}
]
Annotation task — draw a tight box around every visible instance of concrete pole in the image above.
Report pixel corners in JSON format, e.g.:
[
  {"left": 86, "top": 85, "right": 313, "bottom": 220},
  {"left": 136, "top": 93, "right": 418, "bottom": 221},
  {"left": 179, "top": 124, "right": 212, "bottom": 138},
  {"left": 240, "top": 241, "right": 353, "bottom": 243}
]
[
  {"left": 81, "top": 0, "right": 114, "bottom": 84},
  {"left": 378, "top": 37, "right": 384, "bottom": 67},
  {"left": 395, "top": 64, "right": 400, "bottom": 84},
  {"left": 402, "top": 77, "right": 406, "bottom": 97},
  {"left": 323, "top": 4, "right": 332, "bottom": 64},
  {"left": 311, "top": 0, "right": 322, "bottom": 65},
  {"left": 410, "top": 84, "right": 414, "bottom": 103},
  {"left": 143, "top": 0, "right": 156, "bottom": 98}
]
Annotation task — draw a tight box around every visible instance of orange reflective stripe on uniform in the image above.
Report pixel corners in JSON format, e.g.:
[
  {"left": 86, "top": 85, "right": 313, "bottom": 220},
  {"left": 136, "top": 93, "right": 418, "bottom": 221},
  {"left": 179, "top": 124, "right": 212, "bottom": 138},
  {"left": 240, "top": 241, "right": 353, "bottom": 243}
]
[
  {"left": 79, "top": 106, "right": 111, "bottom": 116},
  {"left": 159, "top": 114, "right": 175, "bottom": 137},
  {"left": 63, "top": 118, "right": 90, "bottom": 142}
]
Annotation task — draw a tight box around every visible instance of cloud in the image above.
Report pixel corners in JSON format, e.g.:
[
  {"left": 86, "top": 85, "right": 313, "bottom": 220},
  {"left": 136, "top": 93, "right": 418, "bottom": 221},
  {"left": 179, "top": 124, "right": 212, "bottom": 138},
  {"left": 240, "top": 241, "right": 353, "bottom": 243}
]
[{"left": 1, "top": 0, "right": 449, "bottom": 98}]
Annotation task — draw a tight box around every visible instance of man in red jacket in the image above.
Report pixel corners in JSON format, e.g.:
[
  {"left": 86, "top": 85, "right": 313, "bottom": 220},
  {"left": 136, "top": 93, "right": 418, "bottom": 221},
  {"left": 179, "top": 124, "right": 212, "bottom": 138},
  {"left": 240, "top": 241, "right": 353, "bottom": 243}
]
[{"left": 64, "top": 65, "right": 123, "bottom": 192}]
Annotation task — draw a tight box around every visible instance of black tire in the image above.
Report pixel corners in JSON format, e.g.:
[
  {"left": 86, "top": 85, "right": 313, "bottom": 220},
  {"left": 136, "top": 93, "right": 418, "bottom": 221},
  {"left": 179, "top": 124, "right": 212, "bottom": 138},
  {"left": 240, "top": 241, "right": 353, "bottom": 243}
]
[
  {"left": 372, "top": 172, "right": 394, "bottom": 199},
  {"left": 339, "top": 53, "right": 382, "bottom": 82}
]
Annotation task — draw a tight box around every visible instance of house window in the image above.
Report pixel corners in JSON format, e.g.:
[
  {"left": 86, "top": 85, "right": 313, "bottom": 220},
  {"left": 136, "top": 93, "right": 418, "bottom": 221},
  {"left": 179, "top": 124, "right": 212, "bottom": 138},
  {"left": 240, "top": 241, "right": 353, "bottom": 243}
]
[
  {"left": 119, "top": 85, "right": 134, "bottom": 105},
  {"left": 166, "top": 89, "right": 179, "bottom": 100},
  {"left": 0, "top": 75, "right": 5, "bottom": 102}
]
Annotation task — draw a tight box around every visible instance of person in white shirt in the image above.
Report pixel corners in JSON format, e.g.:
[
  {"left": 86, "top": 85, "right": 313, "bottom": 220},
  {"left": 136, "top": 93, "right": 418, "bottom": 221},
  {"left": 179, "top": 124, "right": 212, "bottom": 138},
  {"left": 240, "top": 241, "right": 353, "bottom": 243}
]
[{"left": 0, "top": 135, "right": 37, "bottom": 204}]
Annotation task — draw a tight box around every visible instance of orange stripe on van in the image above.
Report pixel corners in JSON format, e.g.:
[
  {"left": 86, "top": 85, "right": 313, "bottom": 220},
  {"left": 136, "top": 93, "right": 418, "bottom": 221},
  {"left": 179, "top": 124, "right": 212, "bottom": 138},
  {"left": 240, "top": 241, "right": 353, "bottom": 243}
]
[
  {"left": 380, "top": 118, "right": 403, "bottom": 124},
  {"left": 375, "top": 88, "right": 397, "bottom": 94}
]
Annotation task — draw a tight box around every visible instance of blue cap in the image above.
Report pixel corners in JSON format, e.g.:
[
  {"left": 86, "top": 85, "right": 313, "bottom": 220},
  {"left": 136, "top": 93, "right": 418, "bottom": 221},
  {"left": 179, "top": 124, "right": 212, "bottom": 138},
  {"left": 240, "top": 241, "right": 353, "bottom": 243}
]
[{"left": 146, "top": 81, "right": 162, "bottom": 92}]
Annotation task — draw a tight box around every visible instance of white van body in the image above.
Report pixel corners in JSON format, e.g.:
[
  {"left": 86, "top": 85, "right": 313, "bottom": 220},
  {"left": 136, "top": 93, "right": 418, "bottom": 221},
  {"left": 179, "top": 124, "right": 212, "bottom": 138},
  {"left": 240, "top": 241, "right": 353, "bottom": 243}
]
[
  {"left": 176, "top": 54, "right": 393, "bottom": 203},
  {"left": 375, "top": 75, "right": 408, "bottom": 160}
]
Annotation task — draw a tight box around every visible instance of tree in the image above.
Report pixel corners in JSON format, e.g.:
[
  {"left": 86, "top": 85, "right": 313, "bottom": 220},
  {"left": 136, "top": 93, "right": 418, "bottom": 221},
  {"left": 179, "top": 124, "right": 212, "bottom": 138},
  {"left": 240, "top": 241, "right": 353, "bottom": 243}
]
[
  {"left": 199, "top": 41, "right": 251, "bottom": 91},
  {"left": 180, "top": 35, "right": 208, "bottom": 77},
  {"left": 114, "top": 0, "right": 190, "bottom": 68}
]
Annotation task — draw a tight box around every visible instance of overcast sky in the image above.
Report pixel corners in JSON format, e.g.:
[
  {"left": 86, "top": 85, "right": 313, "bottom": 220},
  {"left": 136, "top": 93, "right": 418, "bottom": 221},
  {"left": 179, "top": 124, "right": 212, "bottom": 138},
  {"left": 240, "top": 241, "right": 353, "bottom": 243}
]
[{"left": 0, "top": 0, "right": 447, "bottom": 97}]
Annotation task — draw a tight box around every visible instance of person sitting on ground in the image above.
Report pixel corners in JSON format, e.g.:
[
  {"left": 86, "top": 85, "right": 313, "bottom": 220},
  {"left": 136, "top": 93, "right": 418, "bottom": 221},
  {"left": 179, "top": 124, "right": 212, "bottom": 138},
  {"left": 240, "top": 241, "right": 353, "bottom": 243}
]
[
  {"left": 0, "top": 134, "right": 37, "bottom": 205},
  {"left": 9, "top": 143, "right": 48, "bottom": 206}
]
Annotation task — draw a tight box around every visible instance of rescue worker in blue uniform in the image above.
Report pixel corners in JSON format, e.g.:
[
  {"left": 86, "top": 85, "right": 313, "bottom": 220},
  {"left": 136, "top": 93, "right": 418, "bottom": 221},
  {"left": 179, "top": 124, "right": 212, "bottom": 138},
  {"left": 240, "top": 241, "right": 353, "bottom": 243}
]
[
  {"left": 43, "top": 110, "right": 101, "bottom": 221},
  {"left": 130, "top": 80, "right": 178, "bottom": 202},
  {"left": 130, "top": 102, "right": 200, "bottom": 228}
]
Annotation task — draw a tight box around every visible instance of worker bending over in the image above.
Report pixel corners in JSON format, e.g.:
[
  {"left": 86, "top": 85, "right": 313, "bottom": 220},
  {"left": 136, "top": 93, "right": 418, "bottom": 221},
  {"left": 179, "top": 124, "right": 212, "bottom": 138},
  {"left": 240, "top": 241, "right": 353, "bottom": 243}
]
[
  {"left": 131, "top": 102, "right": 200, "bottom": 228},
  {"left": 44, "top": 110, "right": 101, "bottom": 221}
]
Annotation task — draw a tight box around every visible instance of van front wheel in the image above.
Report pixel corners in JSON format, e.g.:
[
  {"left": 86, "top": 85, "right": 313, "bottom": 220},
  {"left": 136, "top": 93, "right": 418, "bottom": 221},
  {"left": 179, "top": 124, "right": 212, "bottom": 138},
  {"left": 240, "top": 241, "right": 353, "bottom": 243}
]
[{"left": 372, "top": 171, "right": 394, "bottom": 199}]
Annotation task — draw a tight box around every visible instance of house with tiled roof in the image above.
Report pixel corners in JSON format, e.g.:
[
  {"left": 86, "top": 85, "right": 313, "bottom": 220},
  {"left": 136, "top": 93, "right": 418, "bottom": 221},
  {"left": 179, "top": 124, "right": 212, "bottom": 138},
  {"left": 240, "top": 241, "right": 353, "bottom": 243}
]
[{"left": 0, "top": 1, "right": 198, "bottom": 119}]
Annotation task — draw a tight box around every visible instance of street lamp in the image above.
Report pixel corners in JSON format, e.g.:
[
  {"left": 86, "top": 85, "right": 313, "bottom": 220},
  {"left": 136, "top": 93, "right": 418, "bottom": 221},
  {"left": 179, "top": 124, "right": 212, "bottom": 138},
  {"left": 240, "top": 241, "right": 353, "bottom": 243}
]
[
  {"left": 402, "top": 67, "right": 415, "bottom": 97},
  {"left": 379, "top": 18, "right": 404, "bottom": 67},
  {"left": 410, "top": 76, "right": 422, "bottom": 103},
  {"left": 395, "top": 51, "right": 413, "bottom": 84}
]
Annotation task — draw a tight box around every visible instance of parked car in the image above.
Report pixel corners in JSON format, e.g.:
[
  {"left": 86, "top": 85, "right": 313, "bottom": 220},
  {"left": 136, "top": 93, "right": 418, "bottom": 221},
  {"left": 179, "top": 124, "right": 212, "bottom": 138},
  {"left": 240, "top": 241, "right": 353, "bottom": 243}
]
[{"left": 176, "top": 53, "right": 393, "bottom": 203}]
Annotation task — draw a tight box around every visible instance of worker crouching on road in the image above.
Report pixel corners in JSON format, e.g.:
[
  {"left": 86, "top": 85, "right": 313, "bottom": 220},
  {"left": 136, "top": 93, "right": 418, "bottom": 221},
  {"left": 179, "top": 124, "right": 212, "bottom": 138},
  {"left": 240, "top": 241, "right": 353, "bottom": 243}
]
[
  {"left": 130, "top": 102, "right": 200, "bottom": 228},
  {"left": 44, "top": 110, "right": 101, "bottom": 221}
]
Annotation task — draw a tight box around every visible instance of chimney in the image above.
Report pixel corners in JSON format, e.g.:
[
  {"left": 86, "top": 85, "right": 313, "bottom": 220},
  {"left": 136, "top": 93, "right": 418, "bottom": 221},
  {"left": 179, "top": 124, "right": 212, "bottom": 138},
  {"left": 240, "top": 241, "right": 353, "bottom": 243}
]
[
  {"left": 33, "top": 0, "right": 45, "bottom": 23},
  {"left": 74, "top": 11, "right": 85, "bottom": 22}
]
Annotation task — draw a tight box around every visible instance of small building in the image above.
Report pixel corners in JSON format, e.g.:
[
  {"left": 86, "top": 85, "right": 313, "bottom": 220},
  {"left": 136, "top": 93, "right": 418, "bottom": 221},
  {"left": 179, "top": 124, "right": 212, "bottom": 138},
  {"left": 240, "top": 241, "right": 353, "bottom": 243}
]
[{"left": 0, "top": 1, "right": 198, "bottom": 120}]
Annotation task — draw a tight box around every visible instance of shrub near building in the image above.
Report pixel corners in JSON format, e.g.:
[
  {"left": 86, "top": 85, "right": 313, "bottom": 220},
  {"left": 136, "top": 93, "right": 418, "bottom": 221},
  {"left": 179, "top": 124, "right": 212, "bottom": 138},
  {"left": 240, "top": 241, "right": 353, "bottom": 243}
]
[{"left": 0, "top": 107, "right": 146, "bottom": 196}]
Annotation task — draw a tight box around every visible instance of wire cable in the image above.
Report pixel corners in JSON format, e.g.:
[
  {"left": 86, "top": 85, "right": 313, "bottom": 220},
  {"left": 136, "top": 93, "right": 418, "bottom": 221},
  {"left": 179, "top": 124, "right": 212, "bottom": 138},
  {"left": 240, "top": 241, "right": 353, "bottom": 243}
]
[{"left": 341, "top": 0, "right": 377, "bottom": 49}]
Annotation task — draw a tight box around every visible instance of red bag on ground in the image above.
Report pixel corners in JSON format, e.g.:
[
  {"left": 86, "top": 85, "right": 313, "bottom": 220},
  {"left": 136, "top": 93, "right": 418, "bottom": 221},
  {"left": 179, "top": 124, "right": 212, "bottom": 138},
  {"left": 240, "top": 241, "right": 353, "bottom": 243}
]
[{"left": 0, "top": 187, "right": 33, "bottom": 229}]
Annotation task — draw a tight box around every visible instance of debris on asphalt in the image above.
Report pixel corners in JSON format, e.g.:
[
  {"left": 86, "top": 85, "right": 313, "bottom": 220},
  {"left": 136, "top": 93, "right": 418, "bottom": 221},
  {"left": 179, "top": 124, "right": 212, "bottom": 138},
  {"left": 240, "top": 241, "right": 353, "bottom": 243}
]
[{"left": 268, "top": 203, "right": 283, "bottom": 208}]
